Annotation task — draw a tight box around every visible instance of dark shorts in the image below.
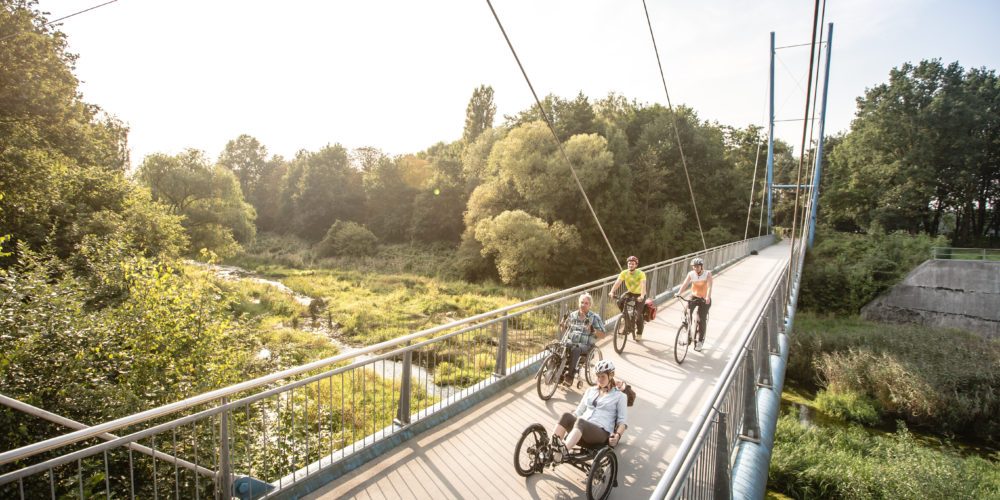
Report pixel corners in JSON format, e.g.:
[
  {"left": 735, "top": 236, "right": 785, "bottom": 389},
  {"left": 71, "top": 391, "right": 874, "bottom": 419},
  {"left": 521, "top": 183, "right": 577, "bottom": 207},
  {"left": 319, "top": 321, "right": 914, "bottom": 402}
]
[{"left": 558, "top": 412, "right": 610, "bottom": 447}]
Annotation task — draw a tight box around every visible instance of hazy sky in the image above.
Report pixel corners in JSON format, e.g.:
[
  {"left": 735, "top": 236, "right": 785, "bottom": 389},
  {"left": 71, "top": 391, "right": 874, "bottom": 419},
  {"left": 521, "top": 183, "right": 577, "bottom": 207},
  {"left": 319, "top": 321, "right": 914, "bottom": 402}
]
[{"left": 35, "top": 0, "right": 1000, "bottom": 166}]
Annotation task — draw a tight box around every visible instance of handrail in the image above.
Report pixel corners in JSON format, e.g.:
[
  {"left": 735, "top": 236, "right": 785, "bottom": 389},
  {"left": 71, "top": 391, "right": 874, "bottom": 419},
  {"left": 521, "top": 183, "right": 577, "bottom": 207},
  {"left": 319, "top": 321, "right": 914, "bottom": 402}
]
[
  {"left": 0, "top": 236, "right": 771, "bottom": 467},
  {"left": 931, "top": 246, "right": 1000, "bottom": 260},
  {"left": 651, "top": 260, "right": 790, "bottom": 498}
]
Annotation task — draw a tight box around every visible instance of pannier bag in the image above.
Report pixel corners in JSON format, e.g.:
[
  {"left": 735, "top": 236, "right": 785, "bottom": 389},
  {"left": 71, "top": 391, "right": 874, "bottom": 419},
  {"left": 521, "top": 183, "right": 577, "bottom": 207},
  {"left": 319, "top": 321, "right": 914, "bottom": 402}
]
[
  {"left": 643, "top": 299, "right": 656, "bottom": 322},
  {"left": 622, "top": 383, "right": 637, "bottom": 407}
]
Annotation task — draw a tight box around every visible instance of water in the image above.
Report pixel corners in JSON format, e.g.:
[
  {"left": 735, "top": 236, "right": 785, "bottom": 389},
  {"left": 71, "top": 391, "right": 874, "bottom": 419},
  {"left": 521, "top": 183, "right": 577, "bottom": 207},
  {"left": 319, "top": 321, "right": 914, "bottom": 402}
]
[{"left": 196, "top": 261, "right": 456, "bottom": 397}]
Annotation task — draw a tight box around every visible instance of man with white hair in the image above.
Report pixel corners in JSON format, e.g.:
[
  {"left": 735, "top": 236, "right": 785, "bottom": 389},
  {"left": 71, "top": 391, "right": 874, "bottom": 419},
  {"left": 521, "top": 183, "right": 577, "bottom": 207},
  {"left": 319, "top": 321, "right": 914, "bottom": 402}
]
[{"left": 559, "top": 292, "right": 606, "bottom": 386}]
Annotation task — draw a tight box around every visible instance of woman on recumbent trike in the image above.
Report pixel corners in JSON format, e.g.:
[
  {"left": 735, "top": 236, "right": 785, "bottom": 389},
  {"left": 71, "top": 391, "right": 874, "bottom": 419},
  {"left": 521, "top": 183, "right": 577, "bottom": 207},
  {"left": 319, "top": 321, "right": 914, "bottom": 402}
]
[{"left": 514, "top": 360, "right": 633, "bottom": 500}]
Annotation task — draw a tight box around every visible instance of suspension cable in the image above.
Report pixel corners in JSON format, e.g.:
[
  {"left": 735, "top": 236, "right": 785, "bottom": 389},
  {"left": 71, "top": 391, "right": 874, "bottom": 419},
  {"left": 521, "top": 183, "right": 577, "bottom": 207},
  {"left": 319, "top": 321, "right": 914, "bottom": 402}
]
[
  {"left": 744, "top": 139, "right": 764, "bottom": 240},
  {"left": 0, "top": 0, "right": 119, "bottom": 43},
  {"left": 746, "top": 73, "right": 771, "bottom": 240},
  {"left": 758, "top": 175, "right": 767, "bottom": 237},
  {"left": 786, "top": 0, "right": 822, "bottom": 288},
  {"left": 484, "top": 0, "right": 622, "bottom": 270},
  {"left": 641, "top": 0, "right": 708, "bottom": 251},
  {"left": 804, "top": 1, "right": 828, "bottom": 237}
]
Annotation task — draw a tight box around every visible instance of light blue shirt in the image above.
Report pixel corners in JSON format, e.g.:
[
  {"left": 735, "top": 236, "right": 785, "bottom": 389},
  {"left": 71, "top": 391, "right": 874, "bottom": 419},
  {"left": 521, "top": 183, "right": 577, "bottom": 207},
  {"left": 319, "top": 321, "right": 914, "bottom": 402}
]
[{"left": 574, "top": 385, "right": 628, "bottom": 434}]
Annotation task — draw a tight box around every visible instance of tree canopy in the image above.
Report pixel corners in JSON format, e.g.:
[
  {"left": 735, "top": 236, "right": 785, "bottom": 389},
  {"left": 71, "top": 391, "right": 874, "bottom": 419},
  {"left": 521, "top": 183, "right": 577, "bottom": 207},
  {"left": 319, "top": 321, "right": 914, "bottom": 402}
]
[{"left": 821, "top": 59, "right": 1000, "bottom": 244}]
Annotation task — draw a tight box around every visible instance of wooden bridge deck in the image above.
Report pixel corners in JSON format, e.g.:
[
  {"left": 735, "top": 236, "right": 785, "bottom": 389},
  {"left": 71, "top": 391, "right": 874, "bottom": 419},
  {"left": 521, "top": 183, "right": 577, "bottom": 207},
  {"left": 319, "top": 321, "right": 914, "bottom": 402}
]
[{"left": 305, "top": 242, "right": 790, "bottom": 499}]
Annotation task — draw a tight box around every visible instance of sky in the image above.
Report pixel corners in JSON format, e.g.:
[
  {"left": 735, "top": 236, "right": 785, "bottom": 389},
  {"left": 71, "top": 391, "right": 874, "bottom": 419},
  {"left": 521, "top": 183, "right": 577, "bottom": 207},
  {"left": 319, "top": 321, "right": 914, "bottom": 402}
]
[{"left": 33, "top": 0, "right": 1000, "bottom": 166}]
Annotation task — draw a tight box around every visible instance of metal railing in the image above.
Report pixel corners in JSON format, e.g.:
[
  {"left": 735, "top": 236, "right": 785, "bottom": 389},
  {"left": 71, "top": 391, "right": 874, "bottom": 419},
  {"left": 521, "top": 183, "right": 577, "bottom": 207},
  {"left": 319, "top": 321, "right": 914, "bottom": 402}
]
[
  {"left": 0, "top": 236, "right": 773, "bottom": 499},
  {"left": 652, "top": 237, "right": 805, "bottom": 499},
  {"left": 931, "top": 247, "right": 1000, "bottom": 261}
]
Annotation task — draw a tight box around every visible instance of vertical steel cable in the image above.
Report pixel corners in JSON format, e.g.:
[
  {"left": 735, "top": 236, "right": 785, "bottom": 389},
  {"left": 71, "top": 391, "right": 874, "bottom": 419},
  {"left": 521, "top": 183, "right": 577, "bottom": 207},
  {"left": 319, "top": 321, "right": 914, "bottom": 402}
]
[
  {"left": 786, "top": 0, "right": 822, "bottom": 291},
  {"left": 744, "top": 140, "right": 764, "bottom": 240},
  {"left": 641, "top": 0, "right": 708, "bottom": 251}
]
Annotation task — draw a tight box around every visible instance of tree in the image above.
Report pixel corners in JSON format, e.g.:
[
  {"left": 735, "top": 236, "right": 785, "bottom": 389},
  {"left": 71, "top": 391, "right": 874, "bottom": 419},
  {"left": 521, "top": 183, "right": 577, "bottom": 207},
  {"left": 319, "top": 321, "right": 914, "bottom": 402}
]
[
  {"left": 474, "top": 210, "right": 581, "bottom": 285},
  {"left": 463, "top": 85, "right": 496, "bottom": 144},
  {"left": 821, "top": 60, "right": 1000, "bottom": 244},
  {"left": 218, "top": 134, "right": 269, "bottom": 198},
  {"left": 410, "top": 141, "right": 467, "bottom": 243},
  {"left": 250, "top": 156, "right": 287, "bottom": 232},
  {"left": 0, "top": 2, "right": 174, "bottom": 264},
  {"left": 285, "top": 145, "right": 365, "bottom": 241},
  {"left": 488, "top": 121, "right": 613, "bottom": 222},
  {"left": 505, "top": 92, "right": 598, "bottom": 139},
  {"left": 137, "top": 150, "right": 256, "bottom": 257},
  {"left": 361, "top": 150, "right": 417, "bottom": 243},
  {"left": 316, "top": 220, "right": 378, "bottom": 257}
]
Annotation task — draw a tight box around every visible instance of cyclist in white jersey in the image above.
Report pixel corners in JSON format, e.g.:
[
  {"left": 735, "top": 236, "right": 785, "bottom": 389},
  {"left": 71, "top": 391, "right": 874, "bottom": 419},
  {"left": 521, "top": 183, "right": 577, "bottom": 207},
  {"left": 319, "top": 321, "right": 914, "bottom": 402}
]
[{"left": 676, "top": 257, "right": 713, "bottom": 351}]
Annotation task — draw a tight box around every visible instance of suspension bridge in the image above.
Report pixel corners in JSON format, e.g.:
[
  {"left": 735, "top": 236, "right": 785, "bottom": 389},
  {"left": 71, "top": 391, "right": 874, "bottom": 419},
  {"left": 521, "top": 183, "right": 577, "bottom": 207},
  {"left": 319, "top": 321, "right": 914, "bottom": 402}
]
[{"left": 1, "top": 1, "right": 836, "bottom": 498}]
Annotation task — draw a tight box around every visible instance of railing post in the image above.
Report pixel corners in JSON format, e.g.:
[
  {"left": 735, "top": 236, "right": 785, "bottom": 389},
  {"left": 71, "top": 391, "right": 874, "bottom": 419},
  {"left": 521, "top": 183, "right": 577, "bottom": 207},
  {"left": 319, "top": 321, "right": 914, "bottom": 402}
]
[
  {"left": 757, "top": 329, "right": 773, "bottom": 389},
  {"left": 218, "top": 397, "right": 233, "bottom": 499},
  {"left": 714, "top": 412, "right": 732, "bottom": 500},
  {"left": 395, "top": 348, "right": 413, "bottom": 426},
  {"left": 739, "top": 354, "right": 761, "bottom": 443},
  {"left": 494, "top": 313, "right": 509, "bottom": 377},
  {"left": 767, "top": 312, "right": 779, "bottom": 356}
]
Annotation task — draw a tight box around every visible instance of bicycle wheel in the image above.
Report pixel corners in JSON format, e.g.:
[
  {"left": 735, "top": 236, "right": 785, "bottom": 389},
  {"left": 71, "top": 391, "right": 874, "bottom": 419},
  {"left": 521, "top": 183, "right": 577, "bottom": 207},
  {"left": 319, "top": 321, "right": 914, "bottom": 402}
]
[
  {"left": 586, "top": 447, "right": 618, "bottom": 500},
  {"left": 613, "top": 316, "right": 629, "bottom": 354},
  {"left": 585, "top": 347, "right": 603, "bottom": 386},
  {"left": 674, "top": 322, "right": 690, "bottom": 364},
  {"left": 514, "top": 424, "right": 548, "bottom": 477},
  {"left": 536, "top": 354, "right": 561, "bottom": 400}
]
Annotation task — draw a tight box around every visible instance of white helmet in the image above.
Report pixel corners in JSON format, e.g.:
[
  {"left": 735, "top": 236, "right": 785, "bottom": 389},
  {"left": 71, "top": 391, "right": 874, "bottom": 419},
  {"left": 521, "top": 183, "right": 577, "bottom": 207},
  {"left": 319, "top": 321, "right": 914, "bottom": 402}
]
[
  {"left": 595, "top": 359, "right": 615, "bottom": 374},
  {"left": 691, "top": 258, "right": 705, "bottom": 266}
]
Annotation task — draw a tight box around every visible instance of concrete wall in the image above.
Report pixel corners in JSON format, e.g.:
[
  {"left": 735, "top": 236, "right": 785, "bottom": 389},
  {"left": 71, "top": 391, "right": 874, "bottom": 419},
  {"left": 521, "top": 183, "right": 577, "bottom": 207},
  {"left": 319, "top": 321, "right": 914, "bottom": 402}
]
[{"left": 861, "top": 260, "right": 1000, "bottom": 339}]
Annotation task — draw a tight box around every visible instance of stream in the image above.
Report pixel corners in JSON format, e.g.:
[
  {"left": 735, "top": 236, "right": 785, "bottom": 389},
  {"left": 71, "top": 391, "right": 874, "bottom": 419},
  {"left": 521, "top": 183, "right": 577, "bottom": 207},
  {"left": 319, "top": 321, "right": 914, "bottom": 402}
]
[{"left": 199, "top": 262, "right": 457, "bottom": 398}]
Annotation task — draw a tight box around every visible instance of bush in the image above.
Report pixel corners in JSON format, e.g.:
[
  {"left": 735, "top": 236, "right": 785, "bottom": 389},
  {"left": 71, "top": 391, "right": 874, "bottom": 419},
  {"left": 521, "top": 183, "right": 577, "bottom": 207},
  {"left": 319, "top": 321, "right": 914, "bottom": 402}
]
[
  {"left": 770, "top": 412, "right": 1000, "bottom": 499},
  {"left": 789, "top": 313, "right": 1000, "bottom": 443},
  {"left": 798, "top": 228, "right": 947, "bottom": 314},
  {"left": 316, "top": 220, "right": 378, "bottom": 257},
  {"left": 814, "top": 389, "right": 881, "bottom": 426}
]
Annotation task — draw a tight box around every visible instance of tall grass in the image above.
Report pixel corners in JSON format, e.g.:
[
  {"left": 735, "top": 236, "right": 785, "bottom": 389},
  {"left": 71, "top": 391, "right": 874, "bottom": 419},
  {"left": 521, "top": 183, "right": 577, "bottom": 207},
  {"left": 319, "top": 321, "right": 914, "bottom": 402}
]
[
  {"left": 788, "top": 312, "right": 1000, "bottom": 443},
  {"left": 229, "top": 232, "right": 468, "bottom": 280},
  {"left": 770, "top": 410, "right": 1000, "bottom": 499}
]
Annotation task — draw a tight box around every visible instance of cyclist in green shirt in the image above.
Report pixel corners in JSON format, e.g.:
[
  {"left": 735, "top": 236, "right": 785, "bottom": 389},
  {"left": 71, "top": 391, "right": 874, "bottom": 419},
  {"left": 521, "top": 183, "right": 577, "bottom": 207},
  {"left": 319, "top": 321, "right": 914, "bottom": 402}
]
[{"left": 608, "top": 255, "right": 647, "bottom": 339}]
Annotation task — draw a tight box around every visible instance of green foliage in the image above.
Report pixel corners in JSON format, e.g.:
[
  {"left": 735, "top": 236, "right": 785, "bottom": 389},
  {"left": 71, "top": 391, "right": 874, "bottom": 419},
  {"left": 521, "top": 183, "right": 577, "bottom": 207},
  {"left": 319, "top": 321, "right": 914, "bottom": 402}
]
[
  {"left": 281, "top": 145, "right": 365, "bottom": 241},
  {"left": 316, "top": 220, "right": 378, "bottom": 257},
  {"left": 475, "top": 210, "right": 581, "bottom": 285},
  {"left": 0, "top": 243, "right": 269, "bottom": 442},
  {"left": 798, "top": 228, "right": 947, "bottom": 314},
  {"left": 410, "top": 141, "right": 467, "bottom": 243},
  {"left": 259, "top": 327, "right": 338, "bottom": 366},
  {"left": 0, "top": 3, "right": 189, "bottom": 267},
  {"left": 463, "top": 84, "right": 496, "bottom": 144},
  {"left": 254, "top": 266, "right": 536, "bottom": 346},
  {"left": 137, "top": 149, "right": 256, "bottom": 258},
  {"left": 218, "top": 133, "right": 269, "bottom": 198},
  {"left": 770, "top": 413, "right": 1000, "bottom": 499},
  {"left": 821, "top": 60, "right": 1000, "bottom": 244},
  {"left": 788, "top": 313, "right": 1000, "bottom": 442},
  {"left": 360, "top": 148, "right": 417, "bottom": 243},
  {"left": 814, "top": 389, "right": 881, "bottom": 426},
  {"left": 433, "top": 353, "right": 498, "bottom": 387},
  {"left": 488, "top": 122, "right": 613, "bottom": 221}
]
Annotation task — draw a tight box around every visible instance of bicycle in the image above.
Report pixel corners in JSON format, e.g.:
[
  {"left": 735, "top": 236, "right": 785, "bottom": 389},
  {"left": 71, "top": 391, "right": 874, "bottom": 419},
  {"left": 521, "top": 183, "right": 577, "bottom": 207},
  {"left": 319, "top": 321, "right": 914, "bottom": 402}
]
[
  {"left": 513, "top": 423, "right": 618, "bottom": 500},
  {"left": 612, "top": 294, "right": 642, "bottom": 354},
  {"left": 536, "top": 337, "right": 603, "bottom": 400},
  {"left": 674, "top": 296, "right": 701, "bottom": 364}
]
